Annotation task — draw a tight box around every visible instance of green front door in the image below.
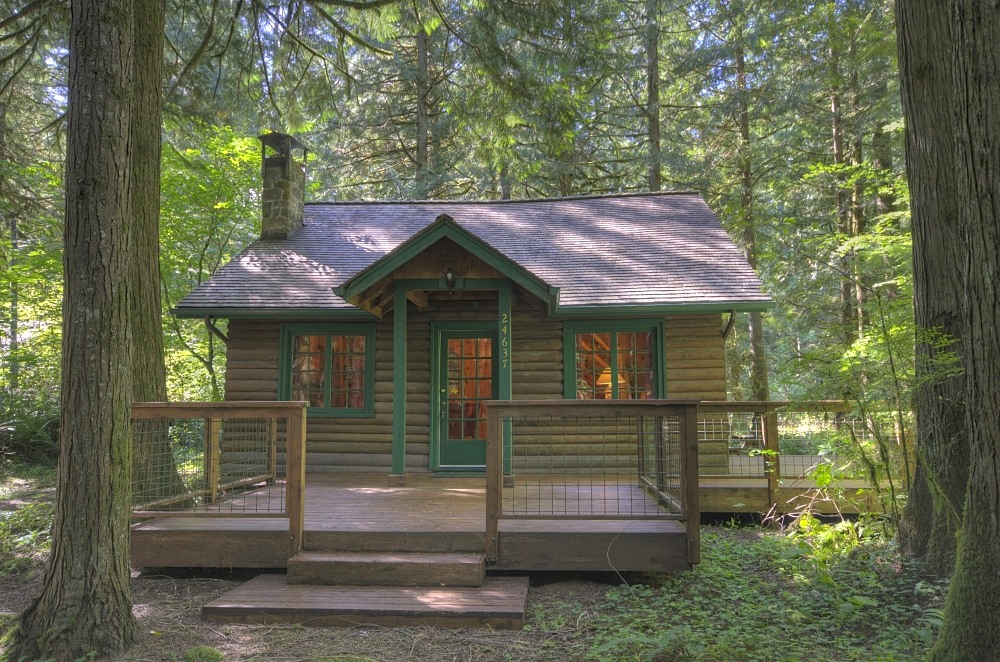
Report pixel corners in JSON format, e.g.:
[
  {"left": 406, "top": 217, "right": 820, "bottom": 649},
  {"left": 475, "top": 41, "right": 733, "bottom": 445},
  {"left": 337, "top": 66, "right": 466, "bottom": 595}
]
[{"left": 433, "top": 325, "right": 498, "bottom": 469}]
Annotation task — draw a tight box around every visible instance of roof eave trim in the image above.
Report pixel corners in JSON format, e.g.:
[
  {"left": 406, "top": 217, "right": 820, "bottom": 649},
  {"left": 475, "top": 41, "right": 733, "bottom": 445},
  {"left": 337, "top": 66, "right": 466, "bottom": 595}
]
[
  {"left": 554, "top": 300, "right": 775, "bottom": 317},
  {"left": 172, "top": 307, "right": 378, "bottom": 320}
]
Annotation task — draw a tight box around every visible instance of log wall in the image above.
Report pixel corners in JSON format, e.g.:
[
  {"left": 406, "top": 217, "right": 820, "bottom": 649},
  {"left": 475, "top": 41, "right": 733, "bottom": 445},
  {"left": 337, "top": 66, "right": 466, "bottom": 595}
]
[{"left": 224, "top": 302, "right": 727, "bottom": 473}]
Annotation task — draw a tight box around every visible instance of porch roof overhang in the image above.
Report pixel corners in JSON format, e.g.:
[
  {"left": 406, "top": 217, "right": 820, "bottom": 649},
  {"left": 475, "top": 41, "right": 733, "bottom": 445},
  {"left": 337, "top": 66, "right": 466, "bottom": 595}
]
[{"left": 333, "top": 214, "right": 559, "bottom": 316}]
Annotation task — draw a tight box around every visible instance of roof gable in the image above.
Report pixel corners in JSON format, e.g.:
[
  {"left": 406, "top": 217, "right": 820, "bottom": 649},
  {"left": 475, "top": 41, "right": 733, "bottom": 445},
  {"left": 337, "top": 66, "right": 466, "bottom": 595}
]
[{"left": 335, "top": 214, "right": 557, "bottom": 311}]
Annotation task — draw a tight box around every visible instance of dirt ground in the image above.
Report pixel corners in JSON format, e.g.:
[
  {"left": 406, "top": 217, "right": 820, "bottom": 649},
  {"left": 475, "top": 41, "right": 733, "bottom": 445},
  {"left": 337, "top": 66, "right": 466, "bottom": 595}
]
[
  {"left": 0, "top": 561, "right": 625, "bottom": 662},
  {"left": 0, "top": 469, "right": 636, "bottom": 661}
]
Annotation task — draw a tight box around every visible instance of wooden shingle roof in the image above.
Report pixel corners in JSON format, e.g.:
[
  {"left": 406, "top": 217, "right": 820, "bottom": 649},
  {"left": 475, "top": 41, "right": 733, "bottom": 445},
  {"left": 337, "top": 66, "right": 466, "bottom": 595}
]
[{"left": 174, "top": 192, "right": 773, "bottom": 317}]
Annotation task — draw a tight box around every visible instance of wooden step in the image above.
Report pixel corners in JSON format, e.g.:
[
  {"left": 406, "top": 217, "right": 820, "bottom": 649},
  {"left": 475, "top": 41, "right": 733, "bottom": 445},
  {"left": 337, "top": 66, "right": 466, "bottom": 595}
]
[
  {"left": 287, "top": 551, "right": 486, "bottom": 587},
  {"left": 202, "top": 574, "right": 529, "bottom": 629}
]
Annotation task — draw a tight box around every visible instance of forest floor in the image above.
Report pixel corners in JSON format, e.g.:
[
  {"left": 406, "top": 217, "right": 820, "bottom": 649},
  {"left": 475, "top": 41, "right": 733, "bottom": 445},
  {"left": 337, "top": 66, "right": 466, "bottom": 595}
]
[{"left": 1, "top": 464, "right": 945, "bottom": 662}]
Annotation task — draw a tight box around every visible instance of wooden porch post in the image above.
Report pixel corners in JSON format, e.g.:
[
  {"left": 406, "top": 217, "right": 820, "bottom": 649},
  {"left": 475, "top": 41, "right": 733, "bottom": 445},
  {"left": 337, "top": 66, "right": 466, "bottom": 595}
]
[
  {"left": 682, "top": 402, "right": 701, "bottom": 565},
  {"left": 762, "top": 405, "right": 781, "bottom": 512},
  {"left": 485, "top": 403, "right": 501, "bottom": 562},
  {"left": 266, "top": 417, "right": 278, "bottom": 485},
  {"left": 286, "top": 403, "right": 307, "bottom": 558},
  {"left": 391, "top": 281, "right": 408, "bottom": 484},
  {"left": 205, "top": 417, "right": 221, "bottom": 504}
]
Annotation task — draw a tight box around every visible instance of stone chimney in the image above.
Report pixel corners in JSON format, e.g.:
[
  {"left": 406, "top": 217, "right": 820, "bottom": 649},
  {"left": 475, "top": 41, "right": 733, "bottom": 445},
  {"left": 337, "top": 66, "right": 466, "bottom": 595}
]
[{"left": 258, "top": 132, "right": 309, "bottom": 240}]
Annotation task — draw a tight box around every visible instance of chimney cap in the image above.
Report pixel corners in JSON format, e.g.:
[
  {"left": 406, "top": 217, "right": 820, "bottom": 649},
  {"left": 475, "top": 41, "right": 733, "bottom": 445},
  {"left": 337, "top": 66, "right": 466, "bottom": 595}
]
[{"left": 257, "top": 131, "right": 310, "bottom": 155}]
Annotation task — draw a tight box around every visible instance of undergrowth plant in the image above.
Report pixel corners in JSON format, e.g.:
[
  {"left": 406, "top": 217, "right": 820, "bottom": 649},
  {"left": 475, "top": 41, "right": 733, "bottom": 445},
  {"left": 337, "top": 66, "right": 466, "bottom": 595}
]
[
  {"left": 0, "top": 501, "right": 54, "bottom": 574},
  {"left": 585, "top": 527, "right": 945, "bottom": 661}
]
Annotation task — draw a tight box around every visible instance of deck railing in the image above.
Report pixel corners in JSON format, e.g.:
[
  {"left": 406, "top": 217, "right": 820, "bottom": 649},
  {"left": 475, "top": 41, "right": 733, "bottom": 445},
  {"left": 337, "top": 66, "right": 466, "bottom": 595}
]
[
  {"left": 485, "top": 400, "right": 700, "bottom": 564},
  {"left": 697, "top": 400, "right": 906, "bottom": 510},
  {"left": 130, "top": 401, "right": 307, "bottom": 556}
]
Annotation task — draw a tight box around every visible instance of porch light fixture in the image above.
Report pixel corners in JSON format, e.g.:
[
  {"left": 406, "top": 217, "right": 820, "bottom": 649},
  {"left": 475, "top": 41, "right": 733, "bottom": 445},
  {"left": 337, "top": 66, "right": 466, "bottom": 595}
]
[{"left": 445, "top": 267, "right": 455, "bottom": 288}]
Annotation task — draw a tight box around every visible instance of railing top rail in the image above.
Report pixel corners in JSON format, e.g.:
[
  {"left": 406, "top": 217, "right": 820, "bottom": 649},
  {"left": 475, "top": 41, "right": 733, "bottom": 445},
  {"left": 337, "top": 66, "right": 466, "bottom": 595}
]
[
  {"left": 485, "top": 399, "right": 700, "bottom": 418},
  {"left": 699, "top": 400, "right": 851, "bottom": 414},
  {"left": 131, "top": 401, "right": 308, "bottom": 420}
]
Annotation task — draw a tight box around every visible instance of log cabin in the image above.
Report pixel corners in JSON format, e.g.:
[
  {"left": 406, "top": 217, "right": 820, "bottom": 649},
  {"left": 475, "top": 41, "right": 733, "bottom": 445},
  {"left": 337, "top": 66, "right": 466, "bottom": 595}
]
[
  {"left": 173, "top": 133, "right": 773, "bottom": 480},
  {"left": 132, "top": 133, "right": 778, "bottom": 625}
]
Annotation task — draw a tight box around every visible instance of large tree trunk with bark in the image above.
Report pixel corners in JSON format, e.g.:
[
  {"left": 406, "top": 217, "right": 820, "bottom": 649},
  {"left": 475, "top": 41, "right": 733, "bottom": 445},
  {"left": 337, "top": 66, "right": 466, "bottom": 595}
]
[
  {"left": 895, "top": 0, "right": 967, "bottom": 576},
  {"left": 929, "top": 0, "right": 1000, "bottom": 656},
  {"left": 414, "top": 21, "right": 430, "bottom": 199},
  {"left": 128, "top": 0, "right": 187, "bottom": 506},
  {"left": 734, "top": 31, "right": 769, "bottom": 401},
  {"left": 5, "top": 0, "right": 140, "bottom": 656},
  {"left": 645, "top": 0, "right": 661, "bottom": 192}
]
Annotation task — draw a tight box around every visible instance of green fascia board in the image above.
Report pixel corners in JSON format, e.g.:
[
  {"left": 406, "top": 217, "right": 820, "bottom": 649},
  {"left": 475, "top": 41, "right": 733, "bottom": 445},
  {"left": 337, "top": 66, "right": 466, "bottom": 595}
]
[
  {"left": 553, "top": 300, "right": 775, "bottom": 317},
  {"left": 172, "top": 307, "right": 379, "bottom": 320},
  {"left": 334, "top": 215, "right": 556, "bottom": 305}
]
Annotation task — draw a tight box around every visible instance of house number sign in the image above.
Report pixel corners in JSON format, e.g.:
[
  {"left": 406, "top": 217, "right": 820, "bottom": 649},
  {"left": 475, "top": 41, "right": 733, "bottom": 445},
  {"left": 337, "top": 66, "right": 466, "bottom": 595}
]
[{"left": 500, "top": 312, "right": 510, "bottom": 369}]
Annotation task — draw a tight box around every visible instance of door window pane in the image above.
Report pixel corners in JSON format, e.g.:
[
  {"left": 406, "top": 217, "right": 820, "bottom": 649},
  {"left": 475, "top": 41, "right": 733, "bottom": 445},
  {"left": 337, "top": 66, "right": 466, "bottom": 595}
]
[{"left": 446, "top": 337, "right": 493, "bottom": 440}]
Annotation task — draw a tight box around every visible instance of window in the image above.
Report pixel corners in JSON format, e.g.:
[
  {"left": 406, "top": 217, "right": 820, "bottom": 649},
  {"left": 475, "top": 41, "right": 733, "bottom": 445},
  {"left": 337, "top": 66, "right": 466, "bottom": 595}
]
[
  {"left": 563, "top": 321, "right": 664, "bottom": 400},
  {"left": 279, "top": 324, "right": 375, "bottom": 416}
]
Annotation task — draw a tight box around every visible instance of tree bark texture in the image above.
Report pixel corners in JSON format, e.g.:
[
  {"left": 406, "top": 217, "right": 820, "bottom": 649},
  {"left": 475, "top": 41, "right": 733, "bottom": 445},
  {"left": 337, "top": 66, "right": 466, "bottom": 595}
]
[
  {"left": 5, "top": 0, "right": 140, "bottom": 657},
  {"left": 645, "top": 0, "right": 661, "bottom": 192},
  {"left": 734, "top": 30, "right": 769, "bottom": 401},
  {"left": 128, "top": 0, "right": 187, "bottom": 504},
  {"left": 895, "top": 0, "right": 967, "bottom": 576},
  {"left": 415, "top": 23, "right": 429, "bottom": 199},
  {"left": 930, "top": 0, "right": 1000, "bottom": 656},
  {"left": 1, "top": 98, "right": 18, "bottom": 396}
]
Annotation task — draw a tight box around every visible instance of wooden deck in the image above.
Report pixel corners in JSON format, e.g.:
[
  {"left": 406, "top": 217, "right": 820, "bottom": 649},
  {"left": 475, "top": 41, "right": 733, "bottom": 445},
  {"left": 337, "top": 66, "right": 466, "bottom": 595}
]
[{"left": 131, "top": 473, "right": 689, "bottom": 572}]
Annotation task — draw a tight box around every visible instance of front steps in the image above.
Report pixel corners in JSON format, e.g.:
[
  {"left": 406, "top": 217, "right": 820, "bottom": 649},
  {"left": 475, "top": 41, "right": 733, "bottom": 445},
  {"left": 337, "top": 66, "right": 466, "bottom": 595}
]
[{"left": 202, "top": 531, "right": 527, "bottom": 628}]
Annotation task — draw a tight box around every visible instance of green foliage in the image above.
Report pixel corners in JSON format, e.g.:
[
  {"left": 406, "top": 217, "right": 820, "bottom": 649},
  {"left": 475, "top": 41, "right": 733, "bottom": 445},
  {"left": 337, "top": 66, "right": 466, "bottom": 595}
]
[
  {"left": 183, "top": 646, "right": 225, "bottom": 662},
  {"left": 0, "top": 394, "right": 60, "bottom": 463},
  {"left": 583, "top": 528, "right": 945, "bottom": 662},
  {"left": 0, "top": 501, "right": 53, "bottom": 574},
  {"left": 160, "top": 119, "right": 259, "bottom": 401}
]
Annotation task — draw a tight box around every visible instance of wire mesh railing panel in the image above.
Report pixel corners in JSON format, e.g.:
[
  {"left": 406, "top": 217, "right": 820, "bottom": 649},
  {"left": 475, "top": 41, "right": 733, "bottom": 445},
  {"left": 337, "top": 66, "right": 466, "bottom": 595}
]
[
  {"left": 503, "top": 413, "right": 683, "bottom": 518},
  {"left": 131, "top": 416, "right": 287, "bottom": 516},
  {"left": 778, "top": 411, "right": 906, "bottom": 481},
  {"left": 699, "top": 411, "right": 767, "bottom": 478}
]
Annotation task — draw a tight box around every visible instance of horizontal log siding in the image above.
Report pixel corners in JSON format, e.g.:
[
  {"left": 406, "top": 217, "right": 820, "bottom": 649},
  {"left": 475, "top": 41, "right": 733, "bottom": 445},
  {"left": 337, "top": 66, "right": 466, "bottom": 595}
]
[
  {"left": 664, "top": 315, "right": 729, "bottom": 473},
  {"left": 225, "top": 311, "right": 729, "bottom": 474}
]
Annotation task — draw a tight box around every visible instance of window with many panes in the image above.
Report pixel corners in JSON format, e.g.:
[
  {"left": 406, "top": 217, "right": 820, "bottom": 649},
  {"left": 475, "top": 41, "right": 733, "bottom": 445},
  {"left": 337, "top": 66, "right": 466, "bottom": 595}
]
[
  {"left": 279, "top": 324, "right": 375, "bottom": 416},
  {"left": 563, "top": 321, "right": 664, "bottom": 400}
]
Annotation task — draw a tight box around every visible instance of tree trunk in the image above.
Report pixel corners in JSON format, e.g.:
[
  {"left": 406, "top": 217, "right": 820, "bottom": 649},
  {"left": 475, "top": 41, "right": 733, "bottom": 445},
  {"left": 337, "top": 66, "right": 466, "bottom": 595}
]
[
  {"left": 929, "top": 0, "right": 1000, "bottom": 656},
  {"left": 6, "top": 0, "right": 140, "bottom": 656},
  {"left": 895, "top": 0, "right": 967, "bottom": 576},
  {"left": 415, "top": 21, "right": 429, "bottom": 199},
  {"left": 645, "top": 0, "right": 661, "bottom": 192},
  {"left": 734, "top": 30, "right": 769, "bottom": 402},
  {"left": 0, "top": 98, "right": 16, "bottom": 397},
  {"left": 847, "top": 42, "right": 865, "bottom": 339},
  {"left": 828, "top": 29, "right": 856, "bottom": 345},
  {"left": 129, "top": 0, "right": 187, "bottom": 505}
]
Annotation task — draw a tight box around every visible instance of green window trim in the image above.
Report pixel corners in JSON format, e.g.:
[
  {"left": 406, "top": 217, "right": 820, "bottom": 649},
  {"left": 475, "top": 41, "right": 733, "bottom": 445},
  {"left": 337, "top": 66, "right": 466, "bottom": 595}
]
[
  {"left": 562, "top": 320, "right": 666, "bottom": 400},
  {"left": 279, "top": 323, "right": 376, "bottom": 417}
]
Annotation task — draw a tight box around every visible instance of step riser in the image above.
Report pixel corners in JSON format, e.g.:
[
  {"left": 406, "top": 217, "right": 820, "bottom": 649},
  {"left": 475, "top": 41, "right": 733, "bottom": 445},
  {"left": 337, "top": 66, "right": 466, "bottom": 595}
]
[
  {"left": 288, "top": 559, "right": 485, "bottom": 587},
  {"left": 288, "top": 552, "right": 487, "bottom": 587},
  {"left": 303, "top": 531, "right": 485, "bottom": 554}
]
